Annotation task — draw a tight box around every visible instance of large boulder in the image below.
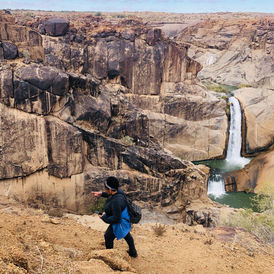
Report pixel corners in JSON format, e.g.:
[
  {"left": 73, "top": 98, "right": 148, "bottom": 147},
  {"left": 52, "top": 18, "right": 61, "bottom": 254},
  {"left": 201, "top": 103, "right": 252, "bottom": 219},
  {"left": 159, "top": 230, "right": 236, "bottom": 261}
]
[
  {"left": 1, "top": 41, "right": 18, "bottom": 59},
  {"left": 224, "top": 149, "right": 274, "bottom": 193},
  {"left": 43, "top": 18, "right": 69, "bottom": 36},
  {"left": 234, "top": 88, "right": 274, "bottom": 155}
]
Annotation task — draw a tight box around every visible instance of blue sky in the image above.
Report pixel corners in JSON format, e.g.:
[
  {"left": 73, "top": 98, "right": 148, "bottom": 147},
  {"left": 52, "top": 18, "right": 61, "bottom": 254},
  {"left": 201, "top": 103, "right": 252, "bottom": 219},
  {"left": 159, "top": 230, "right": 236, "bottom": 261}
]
[{"left": 0, "top": 0, "right": 273, "bottom": 13}]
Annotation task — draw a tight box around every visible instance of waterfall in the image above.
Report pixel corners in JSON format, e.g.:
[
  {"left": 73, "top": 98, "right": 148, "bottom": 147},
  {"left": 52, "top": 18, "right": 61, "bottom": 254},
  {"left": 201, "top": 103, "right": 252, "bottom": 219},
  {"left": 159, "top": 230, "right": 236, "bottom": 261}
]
[
  {"left": 207, "top": 96, "right": 250, "bottom": 198},
  {"left": 226, "top": 97, "right": 250, "bottom": 167},
  {"left": 207, "top": 173, "right": 225, "bottom": 197}
]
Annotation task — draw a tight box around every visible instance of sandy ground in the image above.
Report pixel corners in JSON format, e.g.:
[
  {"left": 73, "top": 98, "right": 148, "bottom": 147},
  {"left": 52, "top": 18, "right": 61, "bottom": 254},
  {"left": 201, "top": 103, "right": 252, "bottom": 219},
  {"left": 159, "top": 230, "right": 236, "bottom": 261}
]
[{"left": 0, "top": 198, "right": 273, "bottom": 273}]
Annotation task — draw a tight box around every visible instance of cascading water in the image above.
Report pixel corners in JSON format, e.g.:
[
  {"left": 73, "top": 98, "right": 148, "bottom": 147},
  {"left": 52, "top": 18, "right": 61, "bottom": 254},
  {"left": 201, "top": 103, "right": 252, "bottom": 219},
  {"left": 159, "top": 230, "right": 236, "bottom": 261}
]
[
  {"left": 226, "top": 97, "right": 250, "bottom": 168},
  {"left": 207, "top": 96, "right": 250, "bottom": 198}
]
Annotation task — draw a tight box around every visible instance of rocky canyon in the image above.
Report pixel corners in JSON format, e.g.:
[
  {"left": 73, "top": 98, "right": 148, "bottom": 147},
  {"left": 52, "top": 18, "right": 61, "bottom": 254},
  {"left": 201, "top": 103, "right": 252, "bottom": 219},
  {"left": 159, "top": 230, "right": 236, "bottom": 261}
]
[
  {"left": 0, "top": 9, "right": 273, "bottom": 273},
  {"left": 0, "top": 9, "right": 273, "bottom": 217}
]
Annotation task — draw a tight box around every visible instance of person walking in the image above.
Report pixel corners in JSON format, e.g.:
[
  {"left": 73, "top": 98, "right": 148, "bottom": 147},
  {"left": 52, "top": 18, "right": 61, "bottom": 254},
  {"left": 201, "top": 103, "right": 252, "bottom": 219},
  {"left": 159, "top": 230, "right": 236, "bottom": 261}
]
[{"left": 91, "top": 176, "right": 138, "bottom": 258}]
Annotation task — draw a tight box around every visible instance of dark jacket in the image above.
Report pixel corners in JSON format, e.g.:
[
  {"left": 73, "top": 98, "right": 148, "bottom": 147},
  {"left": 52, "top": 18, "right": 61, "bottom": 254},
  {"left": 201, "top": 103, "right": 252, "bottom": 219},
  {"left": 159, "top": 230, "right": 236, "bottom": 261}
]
[{"left": 101, "top": 188, "right": 127, "bottom": 224}]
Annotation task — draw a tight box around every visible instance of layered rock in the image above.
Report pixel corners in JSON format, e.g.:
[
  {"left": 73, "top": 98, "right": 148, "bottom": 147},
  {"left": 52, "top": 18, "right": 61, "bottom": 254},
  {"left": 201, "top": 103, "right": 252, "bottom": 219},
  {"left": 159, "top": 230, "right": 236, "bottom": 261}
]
[
  {"left": 234, "top": 88, "right": 274, "bottom": 155},
  {"left": 0, "top": 12, "right": 223, "bottom": 215},
  {"left": 41, "top": 25, "right": 226, "bottom": 161},
  {"left": 0, "top": 64, "right": 69, "bottom": 115},
  {"left": 0, "top": 103, "right": 48, "bottom": 179}
]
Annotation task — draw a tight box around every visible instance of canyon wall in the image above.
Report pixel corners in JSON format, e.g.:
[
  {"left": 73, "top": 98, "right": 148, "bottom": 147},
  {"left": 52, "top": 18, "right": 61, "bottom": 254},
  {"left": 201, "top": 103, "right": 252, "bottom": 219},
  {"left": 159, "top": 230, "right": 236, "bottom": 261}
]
[{"left": 0, "top": 11, "right": 220, "bottom": 215}]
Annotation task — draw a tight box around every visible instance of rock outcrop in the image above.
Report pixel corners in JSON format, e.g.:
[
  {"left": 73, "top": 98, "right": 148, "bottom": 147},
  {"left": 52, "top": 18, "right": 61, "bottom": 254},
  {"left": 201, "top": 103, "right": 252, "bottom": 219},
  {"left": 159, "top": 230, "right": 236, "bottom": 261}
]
[
  {"left": 0, "top": 11, "right": 44, "bottom": 62},
  {"left": 224, "top": 149, "right": 274, "bottom": 193},
  {"left": 41, "top": 22, "right": 227, "bottom": 161},
  {"left": 177, "top": 17, "right": 274, "bottom": 89},
  {"left": 234, "top": 88, "right": 274, "bottom": 155},
  {"left": 0, "top": 11, "right": 229, "bottom": 215}
]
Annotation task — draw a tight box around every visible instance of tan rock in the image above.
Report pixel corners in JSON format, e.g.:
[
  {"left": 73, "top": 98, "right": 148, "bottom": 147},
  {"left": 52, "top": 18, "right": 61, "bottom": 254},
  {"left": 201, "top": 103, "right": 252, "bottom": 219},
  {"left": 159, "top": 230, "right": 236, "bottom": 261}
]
[
  {"left": 224, "top": 149, "right": 274, "bottom": 192},
  {"left": 0, "top": 103, "right": 48, "bottom": 179},
  {"left": 45, "top": 116, "right": 84, "bottom": 178},
  {"left": 235, "top": 88, "right": 274, "bottom": 154},
  {"left": 0, "top": 12, "right": 44, "bottom": 62},
  {"left": 177, "top": 18, "right": 274, "bottom": 89}
]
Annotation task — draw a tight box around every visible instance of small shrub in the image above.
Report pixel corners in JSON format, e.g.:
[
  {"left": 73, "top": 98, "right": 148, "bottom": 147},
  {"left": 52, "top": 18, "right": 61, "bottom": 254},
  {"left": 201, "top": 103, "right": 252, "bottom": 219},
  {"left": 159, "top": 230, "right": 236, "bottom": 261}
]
[
  {"left": 121, "top": 135, "right": 134, "bottom": 146},
  {"left": 237, "top": 83, "right": 252, "bottom": 89},
  {"left": 251, "top": 186, "right": 274, "bottom": 212},
  {"left": 90, "top": 197, "right": 106, "bottom": 214},
  {"left": 152, "top": 223, "right": 167, "bottom": 237},
  {"left": 95, "top": 12, "right": 102, "bottom": 17},
  {"left": 208, "top": 85, "right": 227, "bottom": 93},
  {"left": 47, "top": 207, "right": 64, "bottom": 217},
  {"left": 22, "top": 49, "right": 30, "bottom": 60}
]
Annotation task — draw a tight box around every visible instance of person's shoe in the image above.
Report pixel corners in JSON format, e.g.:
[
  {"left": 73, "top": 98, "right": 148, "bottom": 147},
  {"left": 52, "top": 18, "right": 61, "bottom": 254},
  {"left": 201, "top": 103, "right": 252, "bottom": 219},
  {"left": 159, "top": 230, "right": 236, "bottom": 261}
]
[{"left": 127, "top": 249, "right": 138, "bottom": 258}]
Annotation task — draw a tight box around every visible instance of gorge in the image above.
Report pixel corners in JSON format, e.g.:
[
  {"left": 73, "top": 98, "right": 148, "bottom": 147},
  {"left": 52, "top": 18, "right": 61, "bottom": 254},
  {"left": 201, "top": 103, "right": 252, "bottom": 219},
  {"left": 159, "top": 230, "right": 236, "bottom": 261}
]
[{"left": 0, "top": 9, "right": 273, "bottom": 222}]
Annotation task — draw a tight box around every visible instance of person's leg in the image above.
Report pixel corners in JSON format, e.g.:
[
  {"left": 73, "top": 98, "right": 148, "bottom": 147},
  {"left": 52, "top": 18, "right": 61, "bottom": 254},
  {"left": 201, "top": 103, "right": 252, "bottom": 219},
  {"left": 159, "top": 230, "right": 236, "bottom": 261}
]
[
  {"left": 104, "top": 225, "right": 116, "bottom": 249},
  {"left": 124, "top": 232, "right": 138, "bottom": 257}
]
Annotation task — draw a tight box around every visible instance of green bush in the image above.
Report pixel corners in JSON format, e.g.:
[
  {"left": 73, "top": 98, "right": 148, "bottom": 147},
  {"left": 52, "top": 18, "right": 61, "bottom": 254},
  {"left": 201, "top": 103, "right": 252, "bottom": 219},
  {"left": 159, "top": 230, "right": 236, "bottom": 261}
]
[
  {"left": 90, "top": 197, "right": 106, "bottom": 214},
  {"left": 225, "top": 187, "right": 274, "bottom": 245}
]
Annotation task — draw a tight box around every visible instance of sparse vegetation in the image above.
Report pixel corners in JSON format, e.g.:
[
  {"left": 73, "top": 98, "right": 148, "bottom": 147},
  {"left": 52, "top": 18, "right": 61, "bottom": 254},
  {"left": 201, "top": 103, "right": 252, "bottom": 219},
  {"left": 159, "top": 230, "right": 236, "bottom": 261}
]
[
  {"left": 90, "top": 197, "right": 106, "bottom": 214},
  {"left": 152, "top": 223, "right": 167, "bottom": 236},
  {"left": 121, "top": 135, "right": 134, "bottom": 146},
  {"left": 225, "top": 186, "right": 274, "bottom": 245},
  {"left": 203, "top": 80, "right": 237, "bottom": 94},
  {"left": 22, "top": 49, "right": 30, "bottom": 60},
  {"left": 237, "top": 83, "right": 253, "bottom": 89},
  {"left": 225, "top": 102, "right": 230, "bottom": 116}
]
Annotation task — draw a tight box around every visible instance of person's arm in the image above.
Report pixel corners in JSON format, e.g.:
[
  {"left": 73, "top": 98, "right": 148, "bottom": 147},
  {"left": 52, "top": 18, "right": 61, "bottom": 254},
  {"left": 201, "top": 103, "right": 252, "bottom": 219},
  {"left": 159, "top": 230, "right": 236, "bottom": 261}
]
[
  {"left": 101, "top": 199, "right": 122, "bottom": 224},
  {"left": 91, "top": 191, "right": 108, "bottom": 198}
]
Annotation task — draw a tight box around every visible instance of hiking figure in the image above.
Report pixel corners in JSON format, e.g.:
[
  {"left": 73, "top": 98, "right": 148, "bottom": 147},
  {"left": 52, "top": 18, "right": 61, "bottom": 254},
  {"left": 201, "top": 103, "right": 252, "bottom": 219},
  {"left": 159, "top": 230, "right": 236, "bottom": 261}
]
[{"left": 91, "top": 176, "right": 138, "bottom": 258}]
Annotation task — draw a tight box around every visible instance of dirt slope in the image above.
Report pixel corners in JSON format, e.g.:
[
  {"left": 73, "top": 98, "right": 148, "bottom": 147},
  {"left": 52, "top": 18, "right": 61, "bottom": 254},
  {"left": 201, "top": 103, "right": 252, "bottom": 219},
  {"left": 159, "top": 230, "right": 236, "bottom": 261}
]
[{"left": 0, "top": 198, "right": 273, "bottom": 273}]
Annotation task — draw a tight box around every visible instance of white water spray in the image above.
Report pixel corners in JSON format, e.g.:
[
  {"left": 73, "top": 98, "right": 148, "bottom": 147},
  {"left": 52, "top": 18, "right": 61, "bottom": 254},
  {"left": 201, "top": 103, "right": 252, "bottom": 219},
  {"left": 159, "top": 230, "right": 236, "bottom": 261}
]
[
  {"left": 207, "top": 174, "right": 225, "bottom": 197},
  {"left": 207, "top": 96, "right": 250, "bottom": 198},
  {"left": 226, "top": 97, "right": 250, "bottom": 167}
]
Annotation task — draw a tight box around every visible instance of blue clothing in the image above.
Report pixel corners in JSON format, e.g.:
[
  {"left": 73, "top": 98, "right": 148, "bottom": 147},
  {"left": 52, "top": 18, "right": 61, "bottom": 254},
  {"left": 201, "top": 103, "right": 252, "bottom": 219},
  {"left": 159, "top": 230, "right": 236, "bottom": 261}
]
[
  {"left": 101, "top": 188, "right": 131, "bottom": 240},
  {"left": 112, "top": 207, "right": 131, "bottom": 240}
]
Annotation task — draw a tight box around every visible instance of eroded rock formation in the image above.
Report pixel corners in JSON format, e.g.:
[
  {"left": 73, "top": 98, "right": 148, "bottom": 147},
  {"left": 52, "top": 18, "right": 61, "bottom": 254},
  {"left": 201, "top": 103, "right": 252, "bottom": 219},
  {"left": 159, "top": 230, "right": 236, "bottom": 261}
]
[{"left": 0, "top": 11, "right": 218, "bottom": 215}]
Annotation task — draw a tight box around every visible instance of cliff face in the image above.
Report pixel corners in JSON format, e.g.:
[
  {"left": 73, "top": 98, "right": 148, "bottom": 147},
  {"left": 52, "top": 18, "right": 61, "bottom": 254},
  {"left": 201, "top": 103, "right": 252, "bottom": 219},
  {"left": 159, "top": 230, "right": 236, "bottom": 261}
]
[
  {"left": 0, "top": 11, "right": 226, "bottom": 215},
  {"left": 176, "top": 15, "right": 274, "bottom": 159}
]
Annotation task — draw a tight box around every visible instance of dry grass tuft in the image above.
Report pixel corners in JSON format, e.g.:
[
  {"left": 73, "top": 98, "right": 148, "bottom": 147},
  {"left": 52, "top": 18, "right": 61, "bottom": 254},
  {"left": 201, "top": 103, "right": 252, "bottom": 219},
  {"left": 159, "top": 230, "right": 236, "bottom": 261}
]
[{"left": 152, "top": 223, "right": 167, "bottom": 237}]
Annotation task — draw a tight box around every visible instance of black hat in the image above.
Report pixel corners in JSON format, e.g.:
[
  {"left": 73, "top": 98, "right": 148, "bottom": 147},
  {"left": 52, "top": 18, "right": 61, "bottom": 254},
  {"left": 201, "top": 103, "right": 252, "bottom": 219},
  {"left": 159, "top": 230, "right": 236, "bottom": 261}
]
[{"left": 105, "top": 176, "right": 119, "bottom": 190}]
